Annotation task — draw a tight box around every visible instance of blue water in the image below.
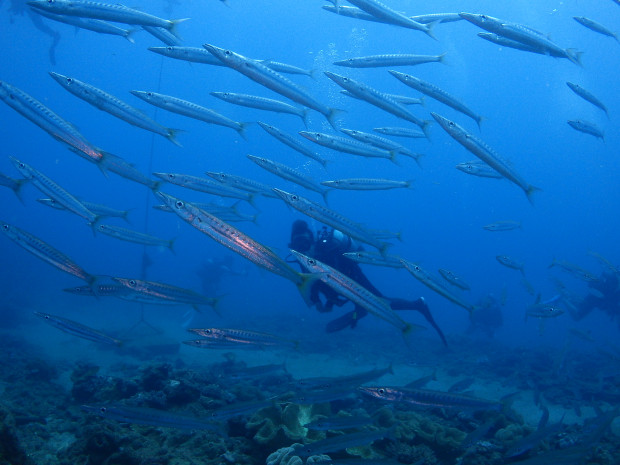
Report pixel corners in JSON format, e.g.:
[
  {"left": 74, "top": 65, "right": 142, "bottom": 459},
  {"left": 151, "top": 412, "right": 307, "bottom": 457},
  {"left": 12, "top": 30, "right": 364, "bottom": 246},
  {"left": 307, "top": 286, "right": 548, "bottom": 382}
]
[{"left": 0, "top": 2, "right": 619, "bottom": 458}]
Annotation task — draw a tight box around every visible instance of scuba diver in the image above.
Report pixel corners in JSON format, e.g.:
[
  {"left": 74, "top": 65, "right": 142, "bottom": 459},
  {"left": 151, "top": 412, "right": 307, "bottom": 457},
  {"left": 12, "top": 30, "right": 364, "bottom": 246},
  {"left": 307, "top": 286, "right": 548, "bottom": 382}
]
[
  {"left": 467, "top": 294, "right": 503, "bottom": 338},
  {"left": 288, "top": 220, "right": 448, "bottom": 346},
  {"left": 573, "top": 272, "right": 620, "bottom": 326}
]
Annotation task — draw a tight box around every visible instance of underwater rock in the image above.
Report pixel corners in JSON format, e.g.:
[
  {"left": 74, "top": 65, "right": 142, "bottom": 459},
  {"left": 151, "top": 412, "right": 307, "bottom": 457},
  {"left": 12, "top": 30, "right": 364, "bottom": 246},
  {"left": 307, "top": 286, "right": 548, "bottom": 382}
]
[
  {"left": 0, "top": 405, "right": 33, "bottom": 465},
  {"left": 140, "top": 363, "right": 172, "bottom": 391},
  {"left": 70, "top": 362, "right": 107, "bottom": 403},
  {"left": 385, "top": 441, "right": 438, "bottom": 465},
  {"left": 494, "top": 423, "right": 529, "bottom": 445},
  {"left": 266, "top": 445, "right": 329, "bottom": 465},
  {"left": 248, "top": 403, "right": 329, "bottom": 449},
  {"left": 163, "top": 379, "right": 201, "bottom": 406}
]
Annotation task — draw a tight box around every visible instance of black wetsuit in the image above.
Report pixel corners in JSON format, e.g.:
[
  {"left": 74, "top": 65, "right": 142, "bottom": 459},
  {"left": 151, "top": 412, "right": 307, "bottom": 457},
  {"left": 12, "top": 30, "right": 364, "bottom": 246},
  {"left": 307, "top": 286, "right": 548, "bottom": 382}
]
[
  {"left": 575, "top": 273, "right": 620, "bottom": 325},
  {"left": 305, "top": 230, "right": 448, "bottom": 346}
]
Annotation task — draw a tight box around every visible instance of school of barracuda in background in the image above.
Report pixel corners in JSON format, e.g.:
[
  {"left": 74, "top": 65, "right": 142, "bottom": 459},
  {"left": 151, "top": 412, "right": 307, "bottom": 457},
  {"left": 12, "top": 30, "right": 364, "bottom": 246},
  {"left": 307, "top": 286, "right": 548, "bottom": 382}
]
[{"left": 1, "top": 0, "right": 618, "bottom": 463}]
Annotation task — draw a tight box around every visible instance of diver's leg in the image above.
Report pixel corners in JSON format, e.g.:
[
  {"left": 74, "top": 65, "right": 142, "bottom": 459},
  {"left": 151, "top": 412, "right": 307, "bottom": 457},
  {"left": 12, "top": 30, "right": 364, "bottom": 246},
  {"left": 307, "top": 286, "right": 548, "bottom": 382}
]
[
  {"left": 389, "top": 297, "right": 448, "bottom": 346},
  {"left": 325, "top": 307, "right": 368, "bottom": 333}
]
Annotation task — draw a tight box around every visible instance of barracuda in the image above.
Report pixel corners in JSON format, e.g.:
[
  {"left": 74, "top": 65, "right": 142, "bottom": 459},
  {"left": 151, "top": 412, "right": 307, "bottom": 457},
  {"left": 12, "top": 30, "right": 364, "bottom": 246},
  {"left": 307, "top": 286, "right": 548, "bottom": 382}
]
[
  {"left": 49, "top": 73, "right": 180, "bottom": 146},
  {"left": 155, "top": 192, "right": 317, "bottom": 305}
]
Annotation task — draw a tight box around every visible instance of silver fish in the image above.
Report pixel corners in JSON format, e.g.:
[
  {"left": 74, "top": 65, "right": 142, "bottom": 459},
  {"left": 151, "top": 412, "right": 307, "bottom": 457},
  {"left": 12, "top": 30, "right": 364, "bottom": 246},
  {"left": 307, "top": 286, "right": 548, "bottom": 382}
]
[
  {"left": 154, "top": 192, "right": 316, "bottom": 305},
  {"left": 211, "top": 92, "right": 308, "bottom": 126},
  {"left": 360, "top": 386, "right": 502, "bottom": 411},
  {"left": 28, "top": 0, "right": 188, "bottom": 38},
  {"left": 373, "top": 126, "right": 426, "bottom": 139},
  {"left": 401, "top": 260, "right": 475, "bottom": 314},
  {"left": 37, "top": 198, "right": 131, "bottom": 223},
  {"left": 188, "top": 327, "right": 299, "bottom": 350},
  {"left": 142, "top": 25, "right": 182, "bottom": 46},
  {"left": 206, "top": 171, "right": 278, "bottom": 198},
  {"left": 567, "top": 120, "right": 604, "bottom": 140},
  {"left": 35, "top": 311, "right": 122, "bottom": 346},
  {"left": 573, "top": 16, "right": 618, "bottom": 42},
  {"left": 131, "top": 90, "right": 247, "bottom": 139},
  {"left": 566, "top": 82, "right": 609, "bottom": 118},
  {"left": 0, "top": 80, "right": 105, "bottom": 164},
  {"left": 49, "top": 73, "right": 180, "bottom": 146},
  {"left": 97, "top": 224, "right": 175, "bottom": 251},
  {"left": 247, "top": 155, "right": 329, "bottom": 204},
  {"left": 0, "top": 221, "right": 95, "bottom": 284},
  {"left": 432, "top": 113, "right": 539, "bottom": 203},
  {"left": 291, "top": 250, "right": 414, "bottom": 336},
  {"left": 299, "top": 131, "right": 397, "bottom": 163},
  {"left": 483, "top": 220, "right": 522, "bottom": 231},
  {"left": 496, "top": 255, "right": 526, "bottom": 276},
  {"left": 325, "top": 72, "right": 430, "bottom": 135},
  {"left": 459, "top": 13, "right": 582, "bottom": 66},
  {"left": 273, "top": 188, "right": 391, "bottom": 254},
  {"left": 31, "top": 8, "right": 135, "bottom": 42},
  {"left": 438, "top": 268, "right": 470, "bottom": 291},
  {"left": 390, "top": 71, "right": 482, "bottom": 127},
  {"left": 203, "top": 44, "right": 341, "bottom": 128},
  {"left": 343, "top": 250, "right": 404, "bottom": 268},
  {"left": 153, "top": 173, "right": 256, "bottom": 206},
  {"left": 148, "top": 46, "right": 224, "bottom": 65},
  {"left": 9, "top": 156, "right": 100, "bottom": 228},
  {"left": 321, "top": 178, "right": 413, "bottom": 191},
  {"left": 345, "top": 0, "right": 435, "bottom": 38},
  {"left": 455, "top": 161, "right": 503, "bottom": 179},
  {"left": 257, "top": 122, "right": 328, "bottom": 168},
  {"left": 341, "top": 128, "right": 423, "bottom": 163},
  {"left": 81, "top": 404, "right": 223, "bottom": 432},
  {"left": 113, "top": 277, "right": 219, "bottom": 310},
  {"left": 334, "top": 53, "right": 445, "bottom": 68}
]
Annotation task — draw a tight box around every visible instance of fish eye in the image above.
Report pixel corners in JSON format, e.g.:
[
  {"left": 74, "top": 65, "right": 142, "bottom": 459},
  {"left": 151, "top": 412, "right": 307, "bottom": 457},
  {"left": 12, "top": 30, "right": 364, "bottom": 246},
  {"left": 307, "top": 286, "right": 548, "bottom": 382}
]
[
  {"left": 166, "top": 47, "right": 173, "bottom": 51},
  {"left": 18, "top": 162, "right": 25, "bottom": 168},
  {"left": 147, "top": 92, "right": 153, "bottom": 97},
  {"left": 2, "top": 224, "right": 8, "bottom": 230},
  {"left": 415, "top": 266, "right": 421, "bottom": 271},
  {"left": 225, "top": 50, "right": 231, "bottom": 55},
  {"left": 128, "top": 280, "right": 136, "bottom": 287},
  {"left": 291, "top": 195, "right": 298, "bottom": 201},
  {"left": 66, "top": 78, "right": 73, "bottom": 84},
  {"left": 378, "top": 388, "right": 385, "bottom": 394},
  {"left": 99, "top": 407, "right": 107, "bottom": 413},
  {"left": 168, "top": 174, "right": 175, "bottom": 179},
  {"left": 449, "top": 122, "right": 455, "bottom": 127},
  {"left": 481, "top": 15, "right": 487, "bottom": 20},
  {"left": 175, "top": 201, "right": 184, "bottom": 208},
  {"left": 308, "top": 258, "right": 316, "bottom": 265},
  {"left": 98, "top": 225, "right": 105, "bottom": 230}
]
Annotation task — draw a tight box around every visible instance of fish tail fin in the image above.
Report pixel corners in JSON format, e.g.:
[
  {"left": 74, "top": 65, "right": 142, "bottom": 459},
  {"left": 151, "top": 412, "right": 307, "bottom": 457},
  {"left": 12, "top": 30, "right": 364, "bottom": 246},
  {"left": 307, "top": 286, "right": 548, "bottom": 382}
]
[
  {"left": 476, "top": 115, "right": 485, "bottom": 129},
  {"left": 12, "top": 179, "right": 26, "bottom": 203},
  {"left": 437, "top": 52, "right": 447, "bottom": 65},
  {"left": 321, "top": 189, "right": 330, "bottom": 206},
  {"left": 167, "top": 128, "right": 183, "bottom": 147},
  {"left": 237, "top": 122, "right": 252, "bottom": 141},
  {"left": 297, "top": 273, "right": 320, "bottom": 307},
  {"left": 424, "top": 20, "right": 440, "bottom": 41},
  {"left": 379, "top": 241, "right": 393, "bottom": 256},
  {"left": 301, "top": 109, "right": 310, "bottom": 129},
  {"left": 150, "top": 180, "right": 163, "bottom": 192},
  {"left": 421, "top": 120, "right": 432, "bottom": 139},
  {"left": 125, "top": 28, "right": 138, "bottom": 44},
  {"left": 389, "top": 150, "right": 401, "bottom": 166},
  {"left": 121, "top": 209, "right": 132, "bottom": 224},
  {"left": 326, "top": 108, "right": 345, "bottom": 130},
  {"left": 89, "top": 215, "right": 103, "bottom": 236},
  {"left": 565, "top": 48, "right": 583, "bottom": 67},
  {"left": 319, "top": 157, "right": 329, "bottom": 170},
  {"left": 168, "top": 238, "right": 176, "bottom": 254},
  {"left": 526, "top": 185, "right": 542, "bottom": 205},
  {"left": 247, "top": 193, "right": 260, "bottom": 210},
  {"left": 308, "top": 69, "right": 319, "bottom": 81},
  {"left": 419, "top": 96, "right": 426, "bottom": 107},
  {"left": 169, "top": 18, "right": 190, "bottom": 39}
]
